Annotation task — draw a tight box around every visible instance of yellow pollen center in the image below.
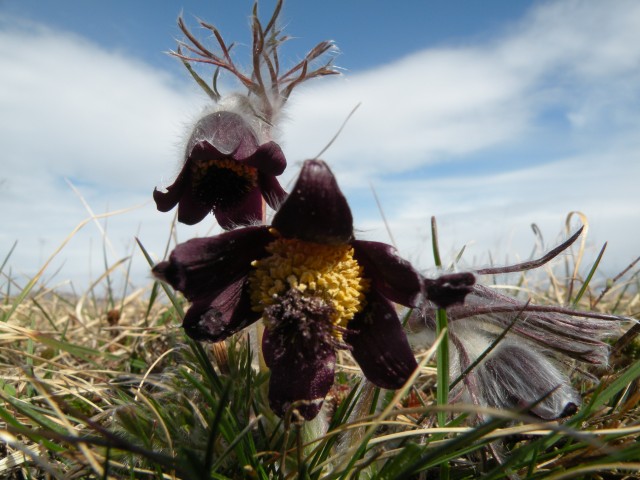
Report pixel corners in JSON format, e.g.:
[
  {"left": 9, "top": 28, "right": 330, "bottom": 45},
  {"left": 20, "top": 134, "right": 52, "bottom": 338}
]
[
  {"left": 191, "top": 158, "right": 258, "bottom": 185},
  {"left": 249, "top": 238, "right": 370, "bottom": 329}
]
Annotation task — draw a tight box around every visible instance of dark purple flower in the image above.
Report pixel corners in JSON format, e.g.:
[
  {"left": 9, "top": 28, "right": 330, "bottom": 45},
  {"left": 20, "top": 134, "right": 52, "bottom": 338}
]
[
  {"left": 153, "top": 111, "right": 287, "bottom": 229},
  {"left": 154, "top": 159, "right": 424, "bottom": 420}
]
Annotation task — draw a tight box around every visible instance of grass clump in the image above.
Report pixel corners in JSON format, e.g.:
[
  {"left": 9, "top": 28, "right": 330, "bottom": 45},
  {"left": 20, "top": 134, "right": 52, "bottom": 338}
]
[{"left": 0, "top": 215, "right": 639, "bottom": 479}]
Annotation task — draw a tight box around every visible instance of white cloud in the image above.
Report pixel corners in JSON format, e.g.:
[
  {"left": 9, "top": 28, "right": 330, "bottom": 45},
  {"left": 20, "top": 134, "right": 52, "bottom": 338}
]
[
  {"left": 281, "top": 47, "right": 530, "bottom": 182},
  {"left": 353, "top": 148, "right": 640, "bottom": 276},
  {"left": 282, "top": 0, "right": 640, "bottom": 183},
  {"left": 278, "top": 0, "right": 640, "bottom": 276},
  {"left": 0, "top": 19, "right": 208, "bottom": 290},
  {"left": 0, "top": 21, "right": 202, "bottom": 190},
  {"left": 1, "top": 0, "right": 639, "bottom": 292}
]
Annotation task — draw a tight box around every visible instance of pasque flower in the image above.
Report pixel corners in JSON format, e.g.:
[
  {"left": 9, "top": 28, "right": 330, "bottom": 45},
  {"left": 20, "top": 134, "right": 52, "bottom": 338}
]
[
  {"left": 153, "top": 110, "right": 287, "bottom": 228},
  {"left": 156, "top": 0, "right": 340, "bottom": 230},
  {"left": 409, "top": 230, "right": 627, "bottom": 420},
  {"left": 154, "top": 159, "right": 468, "bottom": 420}
]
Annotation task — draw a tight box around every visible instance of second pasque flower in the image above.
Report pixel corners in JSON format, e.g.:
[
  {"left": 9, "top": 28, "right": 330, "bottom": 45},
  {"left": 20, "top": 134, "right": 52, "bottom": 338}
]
[{"left": 153, "top": 110, "right": 287, "bottom": 229}]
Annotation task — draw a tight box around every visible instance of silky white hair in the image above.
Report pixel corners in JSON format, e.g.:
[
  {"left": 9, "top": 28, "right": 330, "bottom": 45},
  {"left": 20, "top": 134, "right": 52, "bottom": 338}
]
[{"left": 407, "top": 281, "right": 624, "bottom": 420}]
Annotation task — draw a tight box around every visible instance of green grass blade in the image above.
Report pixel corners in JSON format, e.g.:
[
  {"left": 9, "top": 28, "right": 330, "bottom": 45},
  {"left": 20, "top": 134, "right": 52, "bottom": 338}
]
[{"left": 572, "top": 242, "right": 607, "bottom": 306}]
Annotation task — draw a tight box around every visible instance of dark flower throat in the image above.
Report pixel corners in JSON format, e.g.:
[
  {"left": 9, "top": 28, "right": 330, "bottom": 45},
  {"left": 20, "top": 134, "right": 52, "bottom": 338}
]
[{"left": 192, "top": 159, "right": 257, "bottom": 209}]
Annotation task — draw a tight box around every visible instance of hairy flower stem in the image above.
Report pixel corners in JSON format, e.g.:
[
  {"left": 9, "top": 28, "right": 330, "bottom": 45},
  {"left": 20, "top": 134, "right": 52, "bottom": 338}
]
[
  {"left": 431, "top": 216, "right": 450, "bottom": 479},
  {"left": 339, "top": 380, "right": 378, "bottom": 453},
  {"left": 435, "top": 308, "right": 449, "bottom": 427},
  {"left": 430, "top": 217, "right": 450, "bottom": 425},
  {"left": 301, "top": 409, "right": 329, "bottom": 459},
  {"left": 257, "top": 199, "right": 268, "bottom": 374}
]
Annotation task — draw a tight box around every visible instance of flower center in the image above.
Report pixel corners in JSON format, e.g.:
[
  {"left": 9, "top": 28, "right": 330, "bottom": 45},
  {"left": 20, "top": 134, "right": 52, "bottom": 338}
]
[
  {"left": 249, "top": 236, "right": 369, "bottom": 330},
  {"left": 191, "top": 158, "right": 258, "bottom": 208}
]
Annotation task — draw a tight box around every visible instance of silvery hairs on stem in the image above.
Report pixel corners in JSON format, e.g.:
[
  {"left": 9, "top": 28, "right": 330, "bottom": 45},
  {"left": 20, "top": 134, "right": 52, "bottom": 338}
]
[
  {"left": 171, "top": 0, "right": 338, "bottom": 130},
  {"left": 408, "top": 227, "right": 634, "bottom": 421}
]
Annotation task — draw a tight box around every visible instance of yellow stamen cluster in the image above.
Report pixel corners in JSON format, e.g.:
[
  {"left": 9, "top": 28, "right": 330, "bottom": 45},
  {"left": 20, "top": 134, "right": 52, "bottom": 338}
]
[
  {"left": 191, "top": 158, "right": 258, "bottom": 185},
  {"left": 249, "top": 237, "right": 370, "bottom": 328}
]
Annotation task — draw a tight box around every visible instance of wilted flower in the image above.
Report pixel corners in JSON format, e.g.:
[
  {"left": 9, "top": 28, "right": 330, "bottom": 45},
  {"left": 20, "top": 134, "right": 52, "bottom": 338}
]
[
  {"left": 154, "top": 159, "right": 469, "bottom": 420},
  {"left": 409, "top": 230, "right": 627, "bottom": 420},
  {"left": 153, "top": 110, "right": 287, "bottom": 228}
]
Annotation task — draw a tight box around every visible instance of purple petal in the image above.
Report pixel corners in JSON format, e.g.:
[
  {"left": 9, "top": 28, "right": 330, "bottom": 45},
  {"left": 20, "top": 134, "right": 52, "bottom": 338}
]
[
  {"left": 263, "top": 328, "right": 336, "bottom": 420},
  {"left": 152, "top": 226, "right": 273, "bottom": 301},
  {"left": 214, "top": 186, "right": 263, "bottom": 230},
  {"left": 153, "top": 166, "right": 189, "bottom": 213},
  {"left": 186, "top": 111, "right": 259, "bottom": 160},
  {"left": 156, "top": 111, "right": 280, "bottom": 227},
  {"left": 344, "top": 290, "right": 417, "bottom": 389},
  {"left": 182, "top": 276, "right": 260, "bottom": 342},
  {"left": 188, "top": 115, "right": 287, "bottom": 176},
  {"left": 244, "top": 141, "right": 287, "bottom": 175},
  {"left": 272, "top": 159, "right": 353, "bottom": 244},
  {"left": 176, "top": 186, "right": 212, "bottom": 225},
  {"left": 154, "top": 152, "right": 217, "bottom": 225},
  {"left": 187, "top": 140, "right": 227, "bottom": 163},
  {"left": 352, "top": 240, "right": 422, "bottom": 307},
  {"left": 258, "top": 172, "right": 287, "bottom": 210}
]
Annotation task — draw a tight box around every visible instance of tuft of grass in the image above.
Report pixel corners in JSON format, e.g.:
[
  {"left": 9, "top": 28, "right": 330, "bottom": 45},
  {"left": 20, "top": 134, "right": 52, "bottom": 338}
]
[{"left": 1, "top": 213, "right": 639, "bottom": 479}]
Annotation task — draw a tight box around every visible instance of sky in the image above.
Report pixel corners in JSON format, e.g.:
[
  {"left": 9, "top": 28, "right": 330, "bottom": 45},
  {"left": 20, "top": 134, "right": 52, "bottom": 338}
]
[{"left": 1, "top": 0, "right": 639, "bottom": 294}]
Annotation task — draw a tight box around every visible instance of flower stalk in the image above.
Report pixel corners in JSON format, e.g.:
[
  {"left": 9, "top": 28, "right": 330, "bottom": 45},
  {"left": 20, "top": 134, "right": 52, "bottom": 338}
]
[
  {"left": 431, "top": 216, "right": 450, "bottom": 430},
  {"left": 431, "top": 216, "right": 451, "bottom": 480}
]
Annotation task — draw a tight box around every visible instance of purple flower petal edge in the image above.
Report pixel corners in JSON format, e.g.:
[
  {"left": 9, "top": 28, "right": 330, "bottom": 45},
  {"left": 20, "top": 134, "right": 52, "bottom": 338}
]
[
  {"left": 186, "top": 111, "right": 259, "bottom": 160},
  {"left": 352, "top": 240, "right": 423, "bottom": 308},
  {"left": 243, "top": 141, "right": 287, "bottom": 175},
  {"left": 272, "top": 159, "right": 353, "bottom": 244},
  {"left": 262, "top": 327, "right": 336, "bottom": 420},
  {"left": 182, "top": 276, "right": 261, "bottom": 342},
  {"left": 213, "top": 185, "right": 263, "bottom": 230},
  {"left": 258, "top": 172, "right": 287, "bottom": 210},
  {"left": 152, "top": 226, "right": 272, "bottom": 301},
  {"left": 344, "top": 290, "right": 418, "bottom": 389}
]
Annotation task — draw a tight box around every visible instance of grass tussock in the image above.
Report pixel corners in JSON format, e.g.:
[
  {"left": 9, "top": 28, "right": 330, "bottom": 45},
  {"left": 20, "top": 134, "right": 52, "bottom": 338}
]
[{"left": 1, "top": 212, "right": 639, "bottom": 480}]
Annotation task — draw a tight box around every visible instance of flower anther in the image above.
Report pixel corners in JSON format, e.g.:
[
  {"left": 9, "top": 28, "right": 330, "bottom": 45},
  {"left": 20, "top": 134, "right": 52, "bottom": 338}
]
[{"left": 250, "top": 236, "right": 370, "bottom": 332}]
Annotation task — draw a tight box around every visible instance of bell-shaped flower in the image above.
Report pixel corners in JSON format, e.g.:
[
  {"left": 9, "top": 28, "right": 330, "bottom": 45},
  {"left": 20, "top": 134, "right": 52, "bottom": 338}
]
[
  {"left": 154, "top": 159, "right": 466, "bottom": 420},
  {"left": 153, "top": 110, "right": 287, "bottom": 229}
]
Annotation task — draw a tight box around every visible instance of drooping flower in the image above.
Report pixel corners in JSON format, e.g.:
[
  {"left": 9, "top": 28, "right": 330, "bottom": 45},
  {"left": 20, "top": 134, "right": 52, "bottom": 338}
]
[
  {"left": 153, "top": 110, "right": 287, "bottom": 228},
  {"left": 155, "top": 0, "right": 340, "bottom": 230},
  {"left": 409, "top": 230, "right": 629, "bottom": 420},
  {"left": 154, "top": 159, "right": 468, "bottom": 420}
]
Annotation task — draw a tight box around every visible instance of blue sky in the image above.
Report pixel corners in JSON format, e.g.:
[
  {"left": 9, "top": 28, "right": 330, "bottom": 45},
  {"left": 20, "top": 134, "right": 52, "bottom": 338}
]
[
  {"left": 1, "top": 0, "right": 639, "bottom": 292},
  {"left": 2, "top": 1, "right": 536, "bottom": 71}
]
